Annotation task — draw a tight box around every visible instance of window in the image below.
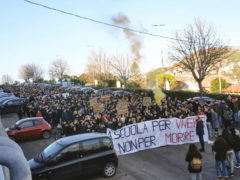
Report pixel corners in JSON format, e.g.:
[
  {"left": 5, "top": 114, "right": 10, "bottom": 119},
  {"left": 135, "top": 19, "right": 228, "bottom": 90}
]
[
  {"left": 6, "top": 101, "right": 13, "bottom": 105},
  {"left": 19, "top": 121, "right": 33, "bottom": 128},
  {"left": 34, "top": 120, "right": 42, "bottom": 126},
  {"left": 100, "top": 138, "right": 113, "bottom": 151},
  {"left": 13, "top": 100, "right": 21, "bottom": 104},
  {"left": 53, "top": 143, "right": 80, "bottom": 163},
  {"left": 81, "top": 139, "right": 101, "bottom": 157}
]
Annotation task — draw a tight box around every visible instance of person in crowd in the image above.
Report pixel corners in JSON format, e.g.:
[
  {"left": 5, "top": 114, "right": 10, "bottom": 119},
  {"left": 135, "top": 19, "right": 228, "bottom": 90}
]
[
  {"left": 223, "top": 105, "right": 233, "bottom": 129},
  {"left": 226, "top": 95, "right": 232, "bottom": 107},
  {"left": 230, "top": 128, "right": 240, "bottom": 169},
  {"left": 196, "top": 116, "right": 205, "bottom": 152},
  {"left": 222, "top": 129, "right": 235, "bottom": 177},
  {"left": 211, "top": 108, "right": 220, "bottom": 137},
  {"left": 232, "top": 97, "right": 239, "bottom": 124},
  {"left": 96, "top": 122, "right": 106, "bottom": 133},
  {"left": 219, "top": 100, "right": 226, "bottom": 127},
  {"left": 204, "top": 106, "right": 212, "bottom": 139},
  {"left": 212, "top": 132, "right": 229, "bottom": 180},
  {"left": 213, "top": 101, "right": 222, "bottom": 128},
  {"left": 52, "top": 123, "right": 62, "bottom": 140},
  {"left": 17, "top": 106, "right": 24, "bottom": 119},
  {"left": 185, "top": 144, "right": 202, "bottom": 180}
]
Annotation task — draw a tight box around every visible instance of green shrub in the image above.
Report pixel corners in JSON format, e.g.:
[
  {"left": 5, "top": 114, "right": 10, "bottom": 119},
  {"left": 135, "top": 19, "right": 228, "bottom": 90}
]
[
  {"left": 95, "top": 87, "right": 240, "bottom": 101},
  {"left": 210, "top": 78, "right": 228, "bottom": 93},
  {"left": 157, "top": 74, "right": 178, "bottom": 89},
  {"left": 107, "top": 80, "right": 117, "bottom": 88}
]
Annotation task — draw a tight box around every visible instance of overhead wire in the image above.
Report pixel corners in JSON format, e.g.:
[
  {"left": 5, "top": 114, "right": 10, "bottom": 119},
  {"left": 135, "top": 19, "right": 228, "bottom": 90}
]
[{"left": 23, "top": 0, "right": 240, "bottom": 49}]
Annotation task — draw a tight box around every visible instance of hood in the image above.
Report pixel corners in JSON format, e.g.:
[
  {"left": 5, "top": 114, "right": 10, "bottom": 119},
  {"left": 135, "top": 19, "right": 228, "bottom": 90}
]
[
  {"left": 29, "top": 158, "right": 44, "bottom": 170},
  {"left": 232, "top": 99, "right": 237, "bottom": 103}
]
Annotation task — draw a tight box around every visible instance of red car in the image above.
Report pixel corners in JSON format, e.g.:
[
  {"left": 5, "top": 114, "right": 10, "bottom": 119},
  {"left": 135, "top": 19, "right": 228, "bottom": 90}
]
[{"left": 5, "top": 117, "right": 52, "bottom": 141}]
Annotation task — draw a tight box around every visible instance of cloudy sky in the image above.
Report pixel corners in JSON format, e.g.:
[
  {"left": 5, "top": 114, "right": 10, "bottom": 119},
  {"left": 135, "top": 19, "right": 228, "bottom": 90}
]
[{"left": 1, "top": 0, "right": 240, "bottom": 82}]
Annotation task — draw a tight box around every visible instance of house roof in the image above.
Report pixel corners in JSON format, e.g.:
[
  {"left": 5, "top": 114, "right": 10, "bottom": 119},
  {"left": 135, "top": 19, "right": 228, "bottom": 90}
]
[
  {"left": 223, "top": 82, "right": 240, "bottom": 93},
  {"left": 202, "top": 74, "right": 235, "bottom": 88}
]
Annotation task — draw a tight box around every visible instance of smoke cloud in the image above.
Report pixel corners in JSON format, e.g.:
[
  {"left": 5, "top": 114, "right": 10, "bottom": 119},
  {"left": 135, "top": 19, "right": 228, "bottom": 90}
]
[{"left": 112, "top": 14, "right": 142, "bottom": 65}]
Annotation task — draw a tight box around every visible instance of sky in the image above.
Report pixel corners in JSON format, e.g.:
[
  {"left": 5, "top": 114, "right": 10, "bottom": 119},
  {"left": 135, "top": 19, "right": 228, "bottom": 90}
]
[{"left": 1, "top": 0, "right": 240, "bottom": 82}]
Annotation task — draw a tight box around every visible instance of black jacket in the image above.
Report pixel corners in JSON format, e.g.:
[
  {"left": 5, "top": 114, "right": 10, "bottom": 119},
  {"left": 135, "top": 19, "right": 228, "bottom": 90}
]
[
  {"left": 196, "top": 120, "right": 204, "bottom": 136},
  {"left": 212, "top": 137, "right": 228, "bottom": 161},
  {"left": 232, "top": 134, "right": 240, "bottom": 152}
]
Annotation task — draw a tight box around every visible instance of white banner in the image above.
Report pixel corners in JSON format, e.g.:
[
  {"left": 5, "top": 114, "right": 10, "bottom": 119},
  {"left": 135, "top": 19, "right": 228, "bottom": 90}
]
[{"left": 107, "top": 115, "right": 208, "bottom": 155}]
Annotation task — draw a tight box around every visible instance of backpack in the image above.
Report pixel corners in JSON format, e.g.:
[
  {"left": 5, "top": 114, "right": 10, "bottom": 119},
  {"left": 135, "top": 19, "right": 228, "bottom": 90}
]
[{"left": 191, "top": 157, "right": 202, "bottom": 170}]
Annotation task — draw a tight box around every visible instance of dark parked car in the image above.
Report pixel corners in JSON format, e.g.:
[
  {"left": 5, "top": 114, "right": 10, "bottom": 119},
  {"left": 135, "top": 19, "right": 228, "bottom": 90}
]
[
  {"left": 5, "top": 117, "right": 52, "bottom": 141},
  {"left": 81, "top": 87, "right": 95, "bottom": 94},
  {"left": 94, "top": 88, "right": 113, "bottom": 95},
  {"left": 0, "top": 93, "right": 13, "bottom": 98},
  {"left": 29, "top": 133, "right": 118, "bottom": 180},
  {"left": 186, "top": 96, "right": 216, "bottom": 105},
  {"left": 0, "top": 96, "right": 21, "bottom": 103},
  {"left": 113, "top": 90, "right": 133, "bottom": 96},
  {"left": 0, "top": 98, "right": 25, "bottom": 114}
]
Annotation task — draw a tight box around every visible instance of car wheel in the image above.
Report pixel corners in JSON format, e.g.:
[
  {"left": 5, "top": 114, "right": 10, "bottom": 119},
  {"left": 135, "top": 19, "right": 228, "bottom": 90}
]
[
  {"left": 103, "top": 162, "right": 116, "bottom": 177},
  {"left": 42, "top": 131, "right": 51, "bottom": 139}
]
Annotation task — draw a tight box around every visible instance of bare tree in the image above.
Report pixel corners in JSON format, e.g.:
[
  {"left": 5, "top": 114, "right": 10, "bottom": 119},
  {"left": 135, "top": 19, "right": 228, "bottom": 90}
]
[
  {"left": 1, "top": 74, "right": 13, "bottom": 85},
  {"left": 110, "top": 53, "right": 137, "bottom": 87},
  {"left": 170, "top": 19, "right": 229, "bottom": 94},
  {"left": 19, "top": 63, "right": 43, "bottom": 82},
  {"left": 31, "top": 64, "right": 44, "bottom": 82},
  {"left": 20, "top": 65, "right": 33, "bottom": 82},
  {"left": 87, "top": 50, "right": 111, "bottom": 87},
  {"left": 49, "top": 59, "right": 69, "bottom": 80}
]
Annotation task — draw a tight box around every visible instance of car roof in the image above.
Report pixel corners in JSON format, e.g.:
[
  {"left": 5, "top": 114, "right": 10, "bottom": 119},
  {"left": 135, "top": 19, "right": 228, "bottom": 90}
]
[
  {"left": 1, "top": 98, "right": 23, "bottom": 103},
  {"left": 0, "top": 98, "right": 17, "bottom": 104},
  {"left": 16, "top": 117, "right": 44, "bottom": 124},
  {"left": 81, "top": 87, "right": 94, "bottom": 90},
  {"left": 56, "top": 133, "right": 109, "bottom": 146},
  {"left": 187, "top": 96, "right": 213, "bottom": 101},
  {"left": 0, "top": 96, "right": 16, "bottom": 101}
]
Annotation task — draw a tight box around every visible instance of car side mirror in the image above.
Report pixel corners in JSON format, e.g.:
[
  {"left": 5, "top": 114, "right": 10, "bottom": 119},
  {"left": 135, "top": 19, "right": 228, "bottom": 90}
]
[{"left": 16, "top": 126, "right": 21, "bottom": 130}]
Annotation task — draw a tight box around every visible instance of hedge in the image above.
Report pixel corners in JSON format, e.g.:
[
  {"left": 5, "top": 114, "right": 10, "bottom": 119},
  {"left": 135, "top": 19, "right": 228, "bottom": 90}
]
[{"left": 90, "top": 86, "right": 240, "bottom": 101}]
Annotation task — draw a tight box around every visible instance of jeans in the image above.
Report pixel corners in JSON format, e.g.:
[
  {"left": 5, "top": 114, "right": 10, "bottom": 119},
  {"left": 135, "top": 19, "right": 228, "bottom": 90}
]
[
  {"left": 198, "top": 135, "right": 204, "bottom": 150},
  {"left": 191, "top": 172, "right": 202, "bottom": 180},
  {"left": 227, "top": 150, "right": 234, "bottom": 173},
  {"left": 218, "top": 116, "right": 222, "bottom": 127},
  {"left": 235, "top": 151, "right": 240, "bottom": 163},
  {"left": 234, "top": 112, "right": 239, "bottom": 122},
  {"left": 216, "top": 161, "right": 228, "bottom": 178},
  {"left": 206, "top": 122, "right": 212, "bottom": 138}
]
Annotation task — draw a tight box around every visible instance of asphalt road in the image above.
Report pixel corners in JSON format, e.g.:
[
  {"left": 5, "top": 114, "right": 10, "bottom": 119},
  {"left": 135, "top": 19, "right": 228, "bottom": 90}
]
[{"left": 1, "top": 113, "right": 240, "bottom": 180}]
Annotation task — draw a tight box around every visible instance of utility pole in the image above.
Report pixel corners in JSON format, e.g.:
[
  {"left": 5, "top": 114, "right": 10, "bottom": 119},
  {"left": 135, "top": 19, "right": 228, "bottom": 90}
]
[
  {"left": 161, "top": 53, "right": 166, "bottom": 90},
  {"left": 218, "top": 67, "right": 221, "bottom": 93},
  {"left": 152, "top": 24, "right": 166, "bottom": 89}
]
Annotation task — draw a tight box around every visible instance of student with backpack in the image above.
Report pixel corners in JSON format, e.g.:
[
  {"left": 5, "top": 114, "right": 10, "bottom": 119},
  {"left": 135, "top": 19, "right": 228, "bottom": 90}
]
[{"left": 185, "top": 144, "right": 202, "bottom": 180}]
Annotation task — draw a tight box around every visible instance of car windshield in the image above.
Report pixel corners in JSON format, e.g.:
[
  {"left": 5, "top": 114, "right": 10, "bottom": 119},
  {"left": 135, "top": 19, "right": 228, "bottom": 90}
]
[{"left": 40, "top": 142, "right": 63, "bottom": 161}]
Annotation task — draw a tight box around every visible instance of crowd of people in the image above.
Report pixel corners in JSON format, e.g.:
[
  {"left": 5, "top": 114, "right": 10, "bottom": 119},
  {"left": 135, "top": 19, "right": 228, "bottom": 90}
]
[{"left": 3, "top": 84, "right": 240, "bottom": 180}]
